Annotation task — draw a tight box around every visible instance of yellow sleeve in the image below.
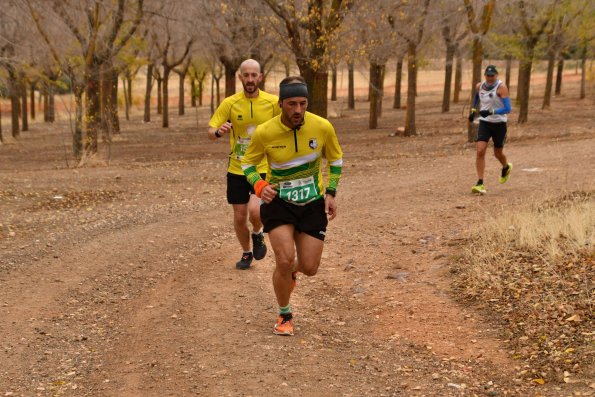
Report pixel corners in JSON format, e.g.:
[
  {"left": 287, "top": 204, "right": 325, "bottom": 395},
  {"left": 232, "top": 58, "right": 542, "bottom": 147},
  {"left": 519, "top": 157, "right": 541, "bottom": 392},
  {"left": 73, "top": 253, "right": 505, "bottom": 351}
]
[
  {"left": 324, "top": 123, "right": 343, "bottom": 193},
  {"left": 208, "top": 99, "right": 231, "bottom": 129},
  {"left": 241, "top": 126, "right": 266, "bottom": 185}
]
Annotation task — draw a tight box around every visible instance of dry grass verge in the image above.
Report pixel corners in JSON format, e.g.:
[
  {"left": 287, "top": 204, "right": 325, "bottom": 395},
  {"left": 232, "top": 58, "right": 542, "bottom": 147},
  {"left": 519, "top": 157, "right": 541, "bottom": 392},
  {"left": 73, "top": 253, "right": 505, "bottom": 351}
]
[{"left": 452, "top": 190, "right": 594, "bottom": 384}]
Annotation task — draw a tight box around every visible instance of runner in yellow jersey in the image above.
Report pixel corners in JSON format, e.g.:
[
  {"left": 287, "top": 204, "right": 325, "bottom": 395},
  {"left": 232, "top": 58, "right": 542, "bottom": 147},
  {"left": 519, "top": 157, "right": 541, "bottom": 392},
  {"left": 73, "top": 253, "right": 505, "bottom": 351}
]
[
  {"left": 208, "top": 59, "right": 280, "bottom": 270},
  {"left": 242, "top": 76, "right": 343, "bottom": 336}
]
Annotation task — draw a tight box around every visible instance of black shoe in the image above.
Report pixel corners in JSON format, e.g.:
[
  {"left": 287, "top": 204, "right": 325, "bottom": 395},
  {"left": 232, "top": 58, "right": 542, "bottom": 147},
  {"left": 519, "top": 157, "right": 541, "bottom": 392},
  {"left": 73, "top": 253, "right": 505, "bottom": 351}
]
[
  {"left": 236, "top": 252, "right": 253, "bottom": 270},
  {"left": 251, "top": 232, "right": 267, "bottom": 260}
]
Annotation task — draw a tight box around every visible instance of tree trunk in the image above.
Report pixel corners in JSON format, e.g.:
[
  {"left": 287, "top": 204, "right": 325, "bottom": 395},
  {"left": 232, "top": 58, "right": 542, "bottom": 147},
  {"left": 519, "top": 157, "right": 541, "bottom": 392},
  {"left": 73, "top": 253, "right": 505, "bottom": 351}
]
[
  {"left": 156, "top": 77, "right": 162, "bottom": 115},
  {"left": 368, "top": 63, "right": 384, "bottom": 129},
  {"left": 43, "top": 86, "right": 49, "bottom": 122},
  {"left": 224, "top": 64, "right": 236, "bottom": 97},
  {"left": 0, "top": 103, "right": 3, "bottom": 143},
  {"left": 300, "top": 65, "right": 328, "bottom": 118},
  {"left": 467, "top": 37, "right": 483, "bottom": 142},
  {"left": 122, "top": 77, "right": 129, "bottom": 121},
  {"left": 48, "top": 83, "right": 55, "bottom": 123},
  {"left": 38, "top": 89, "right": 42, "bottom": 111},
  {"left": 453, "top": 51, "right": 462, "bottom": 103},
  {"left": 210, "top": 76, "right": 215, "bottom": 115},
  {"left": 198, "top": 78, "right": 204, "bottom": 107},
  {"left": 100, "top": 66, "right": 119, "bottom": 139},
  {"left": 162, "top": 68, "right": 170, "bottom": 128},
  {"left": 30, "top": 82, "right": 36, "bottom": 120},
  {"left": 404, "top": 43, "right": 417, "bottom": 136},
  {"left": 73, "top": 84, "right": 84, "bottom": 160},
  {"left": 331, "top": 66, "right": 337, "bottom": 101},
  {"left": 144, "top": 63, "right": 153, "bottom": 122},
  {"left": 100, "top": 67, "right": 110, "bottom": 138},
  {"left": 215, "top": 76, "right": 221, "bottom": 107},
  {"left": 347, "top": 62, "right": 355, "bottom": 110},
  {"left": 126, "top": 76, "right": 132, "bottom": 108},
  {"left": 190, "top": 78, "right": 197, "bottom": 107},
  {"left": 21, "top": 81, "right": 28, "bottom": 132},
  {"left": 505, "top": 55, "right": 512, "bottom": 89},
  {"left": 442, "top": 44, "right": 455, "bottom": 112},
  {"left": 178, "top": 71, "right": 185, "bottom": 115},
  {"left": 542, "top": 50, "right": 555, "bottom": 109},
  {"left": 10, "top": 80, "right": 20, "bottom": 137},
  {"left": 393, "top": 57, "right": 403, "bottom": 109},
  {"left": 85, "top": 62, "right": 101, "bottom": 154},
  {"left": 580, "top": 45, "right": 586, "bottom": 99},
  {"left": 110, "top": 69, "right": 120, "bottom": 134},
  {"left": 555, "top": 58, "right": 563, "bottom": 95},
  {"left": 378, "top": 64, "right": 385, "bottom": 118},
  {"left": 517, "top": 57, "right": 533, "bottom": 124}
]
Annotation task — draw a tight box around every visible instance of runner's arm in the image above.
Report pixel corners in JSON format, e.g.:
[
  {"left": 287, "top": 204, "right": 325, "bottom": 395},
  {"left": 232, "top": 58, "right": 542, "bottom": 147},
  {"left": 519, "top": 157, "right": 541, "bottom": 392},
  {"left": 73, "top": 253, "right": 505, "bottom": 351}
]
[
  {"left": 494, "top": 84, "right": 512, "bottom": 115},
  {"left": 207, "top": 100, "right": 232, "bottom": 140},
  {"left": 324, "top": 125, "right": 343, "bottom": 197},
  {"left": 241, "top": 128, "right": 267, "bottom": 195},
  {"left": 471, "top": 91, "right": 480, "bottom": 112}
]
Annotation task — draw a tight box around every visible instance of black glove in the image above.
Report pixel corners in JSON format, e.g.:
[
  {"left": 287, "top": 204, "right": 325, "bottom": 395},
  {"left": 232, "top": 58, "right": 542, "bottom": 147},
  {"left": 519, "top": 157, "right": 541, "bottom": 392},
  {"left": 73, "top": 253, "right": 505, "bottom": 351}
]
[
  {"left": 468, "top": 111, "right": 475, "bottom": 122},
  {"left": 479, "top": 109, "right": 493, "bottom": 118}
]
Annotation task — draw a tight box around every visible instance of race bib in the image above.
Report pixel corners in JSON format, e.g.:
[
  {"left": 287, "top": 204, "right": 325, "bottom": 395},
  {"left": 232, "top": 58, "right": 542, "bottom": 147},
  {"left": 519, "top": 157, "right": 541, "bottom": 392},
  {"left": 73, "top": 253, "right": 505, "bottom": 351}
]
[
  {"left": 279, "top": 176, "right": 318, "bottom": 205},
  {"left": 234, "top": 137, "right": 250, "bottom": 160}
]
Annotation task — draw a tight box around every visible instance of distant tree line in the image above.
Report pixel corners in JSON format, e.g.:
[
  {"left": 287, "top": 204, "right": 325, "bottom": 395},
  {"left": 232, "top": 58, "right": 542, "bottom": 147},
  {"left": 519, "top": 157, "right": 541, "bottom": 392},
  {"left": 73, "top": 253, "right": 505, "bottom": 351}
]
[{"left": 0, "top": 0, "right": 592, "bottom": 160}]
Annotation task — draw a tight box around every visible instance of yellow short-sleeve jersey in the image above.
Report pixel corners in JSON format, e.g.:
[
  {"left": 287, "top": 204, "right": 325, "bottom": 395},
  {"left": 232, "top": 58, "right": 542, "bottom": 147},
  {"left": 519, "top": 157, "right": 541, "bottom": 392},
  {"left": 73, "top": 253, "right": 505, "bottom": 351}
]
[{"left": 209, "top": 90, "right": 280, "bottom": 175}]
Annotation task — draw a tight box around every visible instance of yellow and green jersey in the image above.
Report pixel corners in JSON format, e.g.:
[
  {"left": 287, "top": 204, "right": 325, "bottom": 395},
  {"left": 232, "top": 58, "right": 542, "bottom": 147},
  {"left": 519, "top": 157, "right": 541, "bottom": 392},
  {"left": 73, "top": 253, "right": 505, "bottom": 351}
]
[
  {"left": 209, "top": 90, "right": 280, "bottom": 175},
  {"left": 241, "top": 111, "right": 343, "bottom": 205}
]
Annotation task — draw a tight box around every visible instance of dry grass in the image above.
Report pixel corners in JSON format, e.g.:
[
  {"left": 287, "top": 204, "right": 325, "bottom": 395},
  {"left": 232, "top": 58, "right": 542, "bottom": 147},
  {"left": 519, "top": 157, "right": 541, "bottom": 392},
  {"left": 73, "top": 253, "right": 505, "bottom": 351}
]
[{"left": 452, "top": 190, "right": 594, "bottom": 383}]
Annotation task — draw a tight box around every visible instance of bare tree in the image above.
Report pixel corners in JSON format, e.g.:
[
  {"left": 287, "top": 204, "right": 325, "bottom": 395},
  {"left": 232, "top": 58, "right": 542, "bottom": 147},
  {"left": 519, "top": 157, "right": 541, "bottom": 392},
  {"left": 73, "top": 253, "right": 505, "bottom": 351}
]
[
  {"left": 27, "top": 0, "right": 143, "bottom": 156},
  {"left": 118, "top": 28, "right": 149, "bottom": 121},
  {"left": 542, "top": 5, "right": 579, "bottom": 109},
  {"left": 347, "top": 1, "right": 397, "bottom": 128},
  {"left": 0, "top": 1, "right": 24, "bottom": 138},
  {"left": 571, "top": 1, "right": 594, "bottom": 100},
  {"left": 155, "top": 37, "right": 192, "bottom": 128},
  {"left": 174, "top": 57, "right": 191, "bottom": 116},
  {"left": 188, "top": 59, "right": 209, "bottom": 107},
  {"left": 147, "top": 1, "right": 193, "bottom": 128},
  {"left": 508, "top": 0, "right": 555, "bottom": 123},
  {"left": 439, "top": 2, "right": 467, "bottom": 112},
  {"left": 463, "top": 0, "right": 496, "bottom": 142},
  {"left": 198, "top": 1, "right": 275, "bottom": 97},
  {"left": 389, "top": 0, "right": 431, "bottom": 136},
  {"left": 263, "top": 0, "right": 353, "bottom": 117},
  {"left": 209, "top": 62, "right": 224, "bottom": 114}
]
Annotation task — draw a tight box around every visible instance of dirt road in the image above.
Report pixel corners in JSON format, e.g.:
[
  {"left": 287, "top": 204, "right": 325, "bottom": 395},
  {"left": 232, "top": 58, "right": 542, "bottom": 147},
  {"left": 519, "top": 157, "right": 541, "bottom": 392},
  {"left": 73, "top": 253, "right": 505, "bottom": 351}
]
[{"left": 1, "top": 92, "right": 593, "bottom": 396}]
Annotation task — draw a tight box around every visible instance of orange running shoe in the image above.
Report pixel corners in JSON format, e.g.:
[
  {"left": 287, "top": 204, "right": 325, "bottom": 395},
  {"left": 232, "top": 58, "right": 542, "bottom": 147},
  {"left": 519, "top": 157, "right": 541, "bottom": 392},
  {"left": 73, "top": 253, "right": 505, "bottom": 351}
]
[
  {"left": 290, "top": 271, "right": 297, "bottom": 292},
  {"left": 273, "top": 315, "right": 294, "bottom": 336}
]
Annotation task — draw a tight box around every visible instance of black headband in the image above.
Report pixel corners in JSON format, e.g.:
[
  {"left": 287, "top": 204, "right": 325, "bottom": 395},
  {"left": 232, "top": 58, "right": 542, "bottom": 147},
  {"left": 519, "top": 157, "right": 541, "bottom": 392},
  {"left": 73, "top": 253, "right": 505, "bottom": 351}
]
[{"left": 279, "top": 83, "right": 308, "bottom": 100}]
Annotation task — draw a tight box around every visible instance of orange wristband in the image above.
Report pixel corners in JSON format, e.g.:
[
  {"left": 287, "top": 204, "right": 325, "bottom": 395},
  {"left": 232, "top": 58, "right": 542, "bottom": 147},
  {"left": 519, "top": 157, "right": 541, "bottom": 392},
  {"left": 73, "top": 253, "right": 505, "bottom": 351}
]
[{"left": 254, "top": 180, "right": 269, "bottom": 198}]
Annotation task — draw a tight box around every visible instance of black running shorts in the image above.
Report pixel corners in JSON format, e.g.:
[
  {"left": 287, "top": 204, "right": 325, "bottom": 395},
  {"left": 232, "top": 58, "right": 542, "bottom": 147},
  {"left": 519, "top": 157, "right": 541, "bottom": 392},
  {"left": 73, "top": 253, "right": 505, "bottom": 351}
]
[
  {"left": 260, "top": 197, "right": 328, "bottom": 241},
  {"left": 226, "top": 172, "right": 266, "bottom": 205},
  {"left": 477, "top": 120, "right": 507, "bottom": 148}
]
